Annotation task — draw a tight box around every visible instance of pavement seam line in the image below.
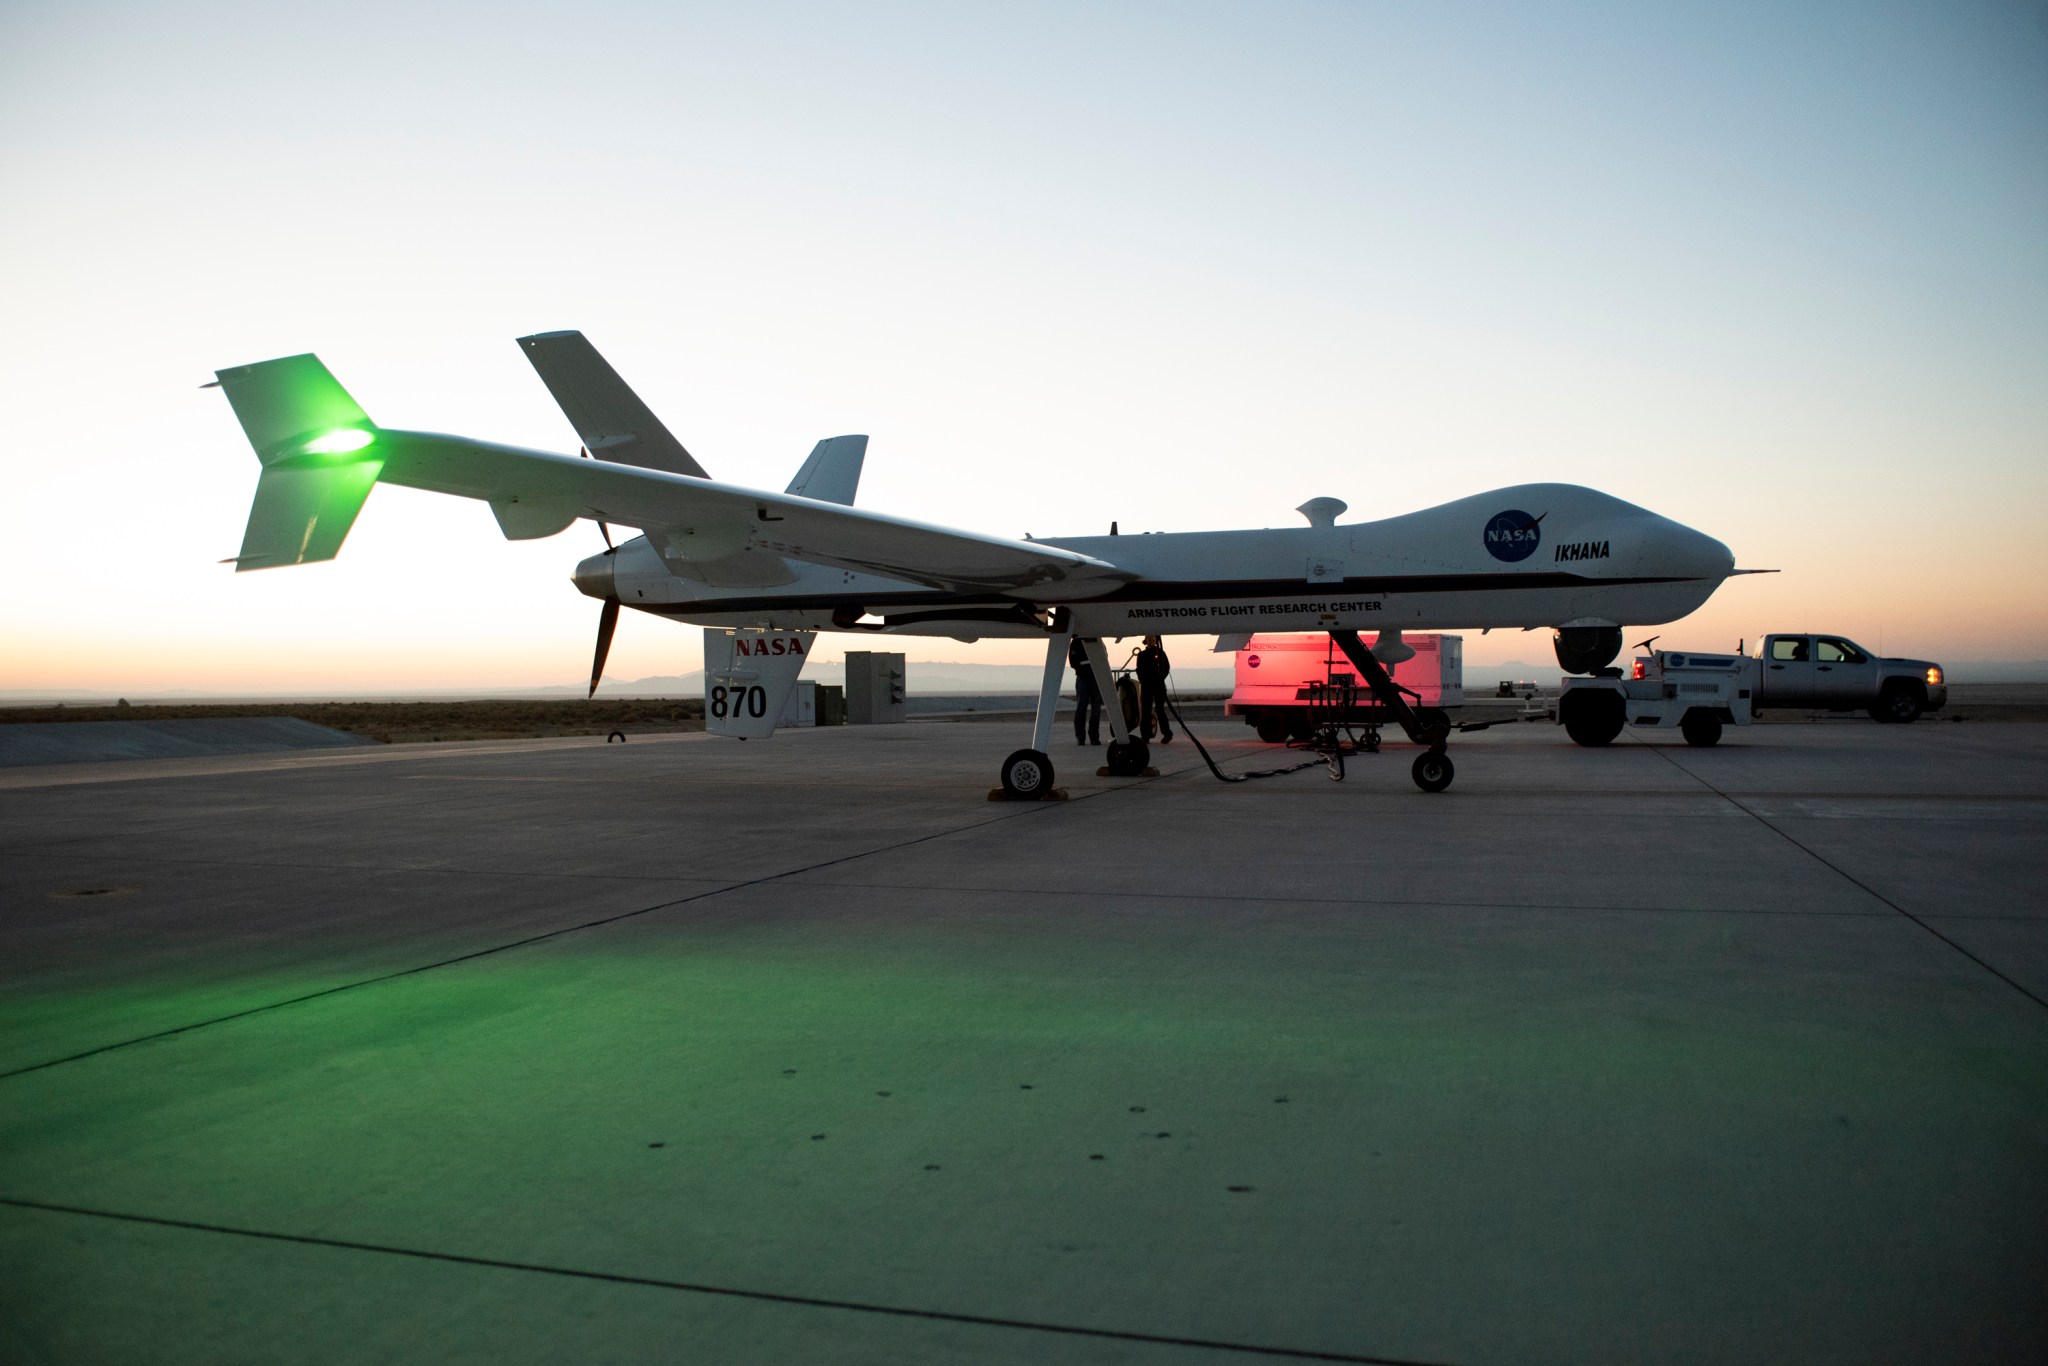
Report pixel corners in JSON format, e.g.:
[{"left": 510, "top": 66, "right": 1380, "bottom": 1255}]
[
  {"left": 0, "top": 1196, "right": 1448, "bottom": 1366},
  {"left": 10, "top": 848, "right": 723, "bottom": 885},
  {"left": 0, "top": 777, "right": 1136, "bottom": 1082},
  {"left": 779, "top": 878, "right": 1894, "bottom": 917},
  {"left": 1634, "top": 736, "right": 2048, "bottom": 1012}
]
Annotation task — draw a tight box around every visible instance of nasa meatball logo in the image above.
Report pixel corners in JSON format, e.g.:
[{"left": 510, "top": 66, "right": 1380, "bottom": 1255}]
[
  {"left": 1247, "top": 654, "right": 1262, "bottom": 669},
  {"left": 1483, "top": 509, "right": 1545, "bottom": 563}
]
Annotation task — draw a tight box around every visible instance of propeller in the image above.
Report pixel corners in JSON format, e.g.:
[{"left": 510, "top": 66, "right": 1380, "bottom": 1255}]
[
  {"left": 589, "top": 596, "right": 620, "bottom": 698},
  {"left": 576, "top": 445, "right": 622, "bottom": 697}
]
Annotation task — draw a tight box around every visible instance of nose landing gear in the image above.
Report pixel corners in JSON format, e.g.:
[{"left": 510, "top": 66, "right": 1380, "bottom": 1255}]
[{"left": 1328, "top": 629, "right": 1457, "bottom": 793}]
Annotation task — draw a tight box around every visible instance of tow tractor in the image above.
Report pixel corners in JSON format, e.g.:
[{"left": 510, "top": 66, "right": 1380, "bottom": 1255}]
[{"left": 1556, "top": 643, "right": 1753, "bottom": 747}]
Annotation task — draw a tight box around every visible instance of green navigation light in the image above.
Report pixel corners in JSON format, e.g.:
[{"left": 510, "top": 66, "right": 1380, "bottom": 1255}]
[{"left": 303, "top": 428, "right": 375, "bottom": 456}]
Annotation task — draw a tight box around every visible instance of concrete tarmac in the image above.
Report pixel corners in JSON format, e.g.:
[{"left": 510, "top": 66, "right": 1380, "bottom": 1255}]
[
  {"left": 2, "top": 716, "right": 2045, "bottom": 1365},
  {"left": 0, "top": 717, "right": 376, "bottom": 768}
]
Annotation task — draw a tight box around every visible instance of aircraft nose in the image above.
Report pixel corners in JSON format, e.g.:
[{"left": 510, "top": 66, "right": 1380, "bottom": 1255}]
[
  {"left": 1669, "top": 522, "right": 1734, "bottom": 580},
  {"left": 1698, "top": 527, "right": 1735, "bottom": 578},
  {"left": 572, "top": 549, "right": 616, "bottom": 600}
]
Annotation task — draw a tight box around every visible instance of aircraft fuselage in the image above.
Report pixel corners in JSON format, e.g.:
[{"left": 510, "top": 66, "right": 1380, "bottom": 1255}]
[{"left": 579, "top": 481, "right": 1733, "bottom": 642}]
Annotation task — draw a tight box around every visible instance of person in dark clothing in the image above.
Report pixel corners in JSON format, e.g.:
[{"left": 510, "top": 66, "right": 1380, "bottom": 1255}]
[
  {"left": 1135, "top": 635, "right": 1172, "bottom": 742},
  {"left": 1069, "top": 637, "right": 1103, "bottom": 745}
]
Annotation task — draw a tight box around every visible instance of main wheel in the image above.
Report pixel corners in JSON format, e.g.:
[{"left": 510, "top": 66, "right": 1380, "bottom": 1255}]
[
  {"left": 1411, "top": 749, "right": 1454, "bottom": 793},
  {"left": 1680, "top": 711, "right": 1723, "bottom": 747},
  {"left": 1116, "top": 677, "right": 1141, "bottom": 730},
  {"left": 1255, "top": 713, "right": 1291, "bottom": 744},
  {"left": 1870, "top": 682, "right": 1923, "bottom": 724},
  {"left": 1562, "top": 691, "right": 1626, "bottom": 747},
  {"left": 1104, "top": 737, "right": 1150, "bottom": 777},
  {"left": 999, "top": 748, "right": 1054, "bottom": 799}
]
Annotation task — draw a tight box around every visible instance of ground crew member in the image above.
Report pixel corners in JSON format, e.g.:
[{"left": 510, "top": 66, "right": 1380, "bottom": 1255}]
[
  {"left": 1069, "top": 637, "right": 1103, "bottom": 745},
  {"left": 1136, "top": 635, "right": 1172, "bottom": 742}
]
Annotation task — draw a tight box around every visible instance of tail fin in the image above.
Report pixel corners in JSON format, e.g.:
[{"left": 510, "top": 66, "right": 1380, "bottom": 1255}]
[
  {"left": 212, "top": 355, "right": 383, "bottom": 571},
  {"left": 517, "top": 331, "right": 709, "bottom": 478},
  {"left": 784, "top": 435, "right": 867, "bottom": 505},
  {"left": 703, "top": 628, "right": 814, "bottom": 739}
]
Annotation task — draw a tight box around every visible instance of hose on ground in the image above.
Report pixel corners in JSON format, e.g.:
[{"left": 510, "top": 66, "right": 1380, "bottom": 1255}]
[{"left": 1159, "top": 688, "right": 1330, "bottom": 784}]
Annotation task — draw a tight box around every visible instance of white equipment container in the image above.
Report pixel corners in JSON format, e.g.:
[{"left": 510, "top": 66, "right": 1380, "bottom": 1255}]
[{"left": 1226, "top": 633, "right": 1462, "bottom": 742}]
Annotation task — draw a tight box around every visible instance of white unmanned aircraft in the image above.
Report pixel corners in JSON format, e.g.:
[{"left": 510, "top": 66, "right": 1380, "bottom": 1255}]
[{"left": 211, "top": 333, "right": 1739, "bottom": 793}]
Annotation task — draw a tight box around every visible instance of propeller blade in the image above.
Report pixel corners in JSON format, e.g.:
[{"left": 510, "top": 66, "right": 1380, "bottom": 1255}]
[{"left": 589, "top": 598, "right": 620, "bottom": 698}]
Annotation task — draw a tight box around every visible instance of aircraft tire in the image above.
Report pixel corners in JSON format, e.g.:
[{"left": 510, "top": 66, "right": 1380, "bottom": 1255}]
[
  {"left": 1411, "top": 749, "right": 1454, "bottom": 793},
  {"left": 1000, "top": 748, "right": 1054, "bottom": 799},
  {"left": 1116, "top": 678, "right": 1141, "bottom": 731},
  {"left": 1105, "top": 738, "right": 1149, "bottom": 777}
]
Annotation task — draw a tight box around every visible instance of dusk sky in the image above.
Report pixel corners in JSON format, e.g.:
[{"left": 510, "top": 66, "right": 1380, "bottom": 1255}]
[{"left": 3, "top": 1, "right": 2043, "bottom": 694}]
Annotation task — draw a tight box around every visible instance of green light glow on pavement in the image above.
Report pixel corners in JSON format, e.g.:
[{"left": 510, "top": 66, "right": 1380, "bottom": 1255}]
[{"left": 302, "top": 429, "right": 375, "bottom": 456}]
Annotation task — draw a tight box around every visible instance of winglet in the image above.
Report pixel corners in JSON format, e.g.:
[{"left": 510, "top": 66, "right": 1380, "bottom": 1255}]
[
  {"left": 517, "top": 331, "right": 709, "bottom": 479},
  {"left": 784, "top": 435, "right": 867, "bottom": 506}
]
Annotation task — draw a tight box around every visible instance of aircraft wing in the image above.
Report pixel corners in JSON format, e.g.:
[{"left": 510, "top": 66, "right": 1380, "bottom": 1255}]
[
  {"left": 382, "top": 429, "right": 1131, "bottom": 592},
  {"left": 516, "top": 331, "right": 710, "bottom": 478},
  {"left": 213, "top": 354, "right": 1132, "bottom": 596}
]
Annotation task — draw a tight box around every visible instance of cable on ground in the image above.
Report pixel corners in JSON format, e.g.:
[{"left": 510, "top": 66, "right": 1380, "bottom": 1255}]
[{"left": 1159, "top": 688, "right": 1339, "bottom": 784}]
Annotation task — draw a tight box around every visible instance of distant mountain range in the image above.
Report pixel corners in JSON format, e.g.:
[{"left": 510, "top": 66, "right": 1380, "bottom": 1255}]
[{"left": 10, "top": 658, "right": 2047, "bottom": 705}]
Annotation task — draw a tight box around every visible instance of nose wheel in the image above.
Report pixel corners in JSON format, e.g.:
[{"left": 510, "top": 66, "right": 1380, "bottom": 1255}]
[{"left": 1410, "top": 749, "right": 1454, "bottom": 793}]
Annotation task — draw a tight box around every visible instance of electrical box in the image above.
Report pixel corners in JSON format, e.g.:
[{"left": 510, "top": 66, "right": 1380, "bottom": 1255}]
[
  {"left": 813, "top": 685, "right": 846, "bottom": 726},
  {"left": 843, "top": 652, "right": 907, "bottom": 725},
  {"left": 779, "top": 679, "right": 817, "bottom": 728}
]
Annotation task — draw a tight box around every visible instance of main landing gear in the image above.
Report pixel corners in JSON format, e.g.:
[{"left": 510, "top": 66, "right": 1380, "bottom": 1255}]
[
  {"left": 1000, "top": 630, "right": 1457, "bottom": 796},
  {"left": 995, "top": 634, "right": 1147, "bottom": 799}
]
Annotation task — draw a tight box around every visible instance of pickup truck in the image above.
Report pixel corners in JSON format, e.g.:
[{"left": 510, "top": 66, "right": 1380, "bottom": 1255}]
[
  {"left": 1557, "top": 632, "right": 1947, "bottom": 747},
  {"left": 1745, "top": 633, "right": 1946, "bottom": 723}
]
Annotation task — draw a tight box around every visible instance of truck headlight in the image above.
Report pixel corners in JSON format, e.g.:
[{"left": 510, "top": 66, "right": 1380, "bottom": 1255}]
[{"left": 1926, "top": 666, "right": 1944, "bottom": 686}]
